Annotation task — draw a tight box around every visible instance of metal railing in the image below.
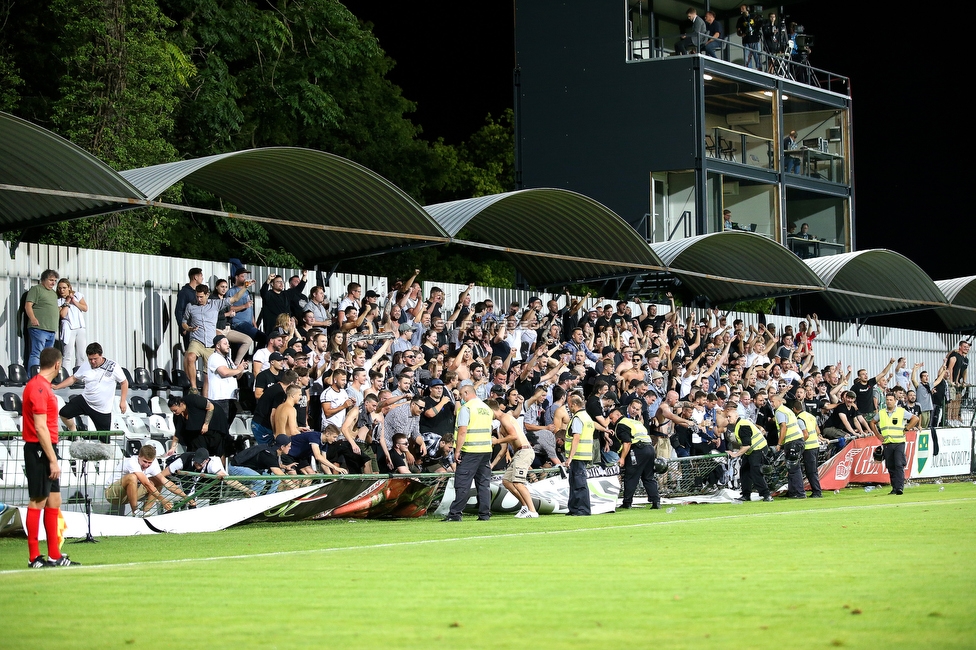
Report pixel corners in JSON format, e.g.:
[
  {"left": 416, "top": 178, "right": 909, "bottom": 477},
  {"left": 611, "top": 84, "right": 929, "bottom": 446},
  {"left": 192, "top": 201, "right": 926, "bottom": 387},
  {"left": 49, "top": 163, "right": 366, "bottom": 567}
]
[{"left": 628, "top": 34, "right": 849, "bottom": 95}]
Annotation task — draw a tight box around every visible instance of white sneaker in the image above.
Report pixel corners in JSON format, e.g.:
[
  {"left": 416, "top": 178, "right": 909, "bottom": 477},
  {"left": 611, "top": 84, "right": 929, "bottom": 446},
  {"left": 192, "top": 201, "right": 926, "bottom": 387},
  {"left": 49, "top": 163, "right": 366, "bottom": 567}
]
[
  {"left": 514, "top": 506, "right": 529, "bottom": 518},
  {"left": 525, "top": 510, "right": 539, "bottom": 518}
]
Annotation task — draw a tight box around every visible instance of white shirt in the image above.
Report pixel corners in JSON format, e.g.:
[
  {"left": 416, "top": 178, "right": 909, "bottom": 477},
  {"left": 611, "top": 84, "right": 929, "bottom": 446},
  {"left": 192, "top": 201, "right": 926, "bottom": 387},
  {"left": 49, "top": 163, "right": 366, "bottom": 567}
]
[
  {"left": 58, "top": 292, "right": 86, "bottom": 331},
  {"left": 120, "top": 456, "right": 160, "bottom": 478},
  {"left": 252, "top": 347, "right": 272, "bottom": 370},
  {"left": 207, "top": 353, "right": 239, "bottom": 401},
  {"left": 76, "top": 359, "right": 126, "bottom": 413},
  {"left": 168, "top": 456, "right": 225, "bottom": 475},
  {"left": 323, "top": 386, "right": 349, "bottom": 427}
]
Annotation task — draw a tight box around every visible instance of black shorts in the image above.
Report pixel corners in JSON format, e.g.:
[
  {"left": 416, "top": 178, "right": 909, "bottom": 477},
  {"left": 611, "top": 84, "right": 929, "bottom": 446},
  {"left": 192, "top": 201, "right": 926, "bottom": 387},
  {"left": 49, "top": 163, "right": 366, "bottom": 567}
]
[
  {"left": 59, "top": 398, "right": 112, "bottom": 432},
  {"left": 24, "top": 442, "right": 61, "bottom": 499}
]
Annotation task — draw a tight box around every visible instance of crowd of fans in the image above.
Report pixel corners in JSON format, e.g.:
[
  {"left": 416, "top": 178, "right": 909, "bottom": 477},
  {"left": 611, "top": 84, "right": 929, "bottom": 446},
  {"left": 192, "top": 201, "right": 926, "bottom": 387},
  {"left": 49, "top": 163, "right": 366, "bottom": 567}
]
[{"left": 16, "top": 264, "right": 972, "bottom": 505}]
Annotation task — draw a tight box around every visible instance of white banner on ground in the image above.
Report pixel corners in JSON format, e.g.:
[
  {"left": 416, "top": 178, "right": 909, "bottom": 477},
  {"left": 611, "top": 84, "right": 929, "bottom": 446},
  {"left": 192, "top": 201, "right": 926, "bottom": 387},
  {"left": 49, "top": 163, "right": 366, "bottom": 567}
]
[
  {"left": 434, "top": 467, "right": 621, "bottom": 516},
  {"left": 910, "top": 428, "right": 974, "bottom": 479},
  {"left": 142, "top": 485, "right": 320, "bottom": 534},
  {"left": 8, "top": 486, "right": 320, "bottom": 538}
]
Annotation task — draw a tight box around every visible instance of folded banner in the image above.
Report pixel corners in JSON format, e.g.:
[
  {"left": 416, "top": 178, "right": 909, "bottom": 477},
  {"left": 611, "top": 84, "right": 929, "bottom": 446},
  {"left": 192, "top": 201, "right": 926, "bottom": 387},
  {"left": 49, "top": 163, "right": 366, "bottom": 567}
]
[{"left": 434, "top": 465, "right": 621, "bottom": 516}]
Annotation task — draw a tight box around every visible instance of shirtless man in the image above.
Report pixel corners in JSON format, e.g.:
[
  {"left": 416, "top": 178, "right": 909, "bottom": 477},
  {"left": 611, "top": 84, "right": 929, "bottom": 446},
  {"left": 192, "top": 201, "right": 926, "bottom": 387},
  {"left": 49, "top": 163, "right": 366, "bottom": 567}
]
[
  {"left": 551, "top": 388, "right": 572, "bottom": 454},
  {"left": 273, "top": 385, "right": 302, "bottom": 438},
  {"left": 487, "top": 399, "right": 538, "bottom": 518}
]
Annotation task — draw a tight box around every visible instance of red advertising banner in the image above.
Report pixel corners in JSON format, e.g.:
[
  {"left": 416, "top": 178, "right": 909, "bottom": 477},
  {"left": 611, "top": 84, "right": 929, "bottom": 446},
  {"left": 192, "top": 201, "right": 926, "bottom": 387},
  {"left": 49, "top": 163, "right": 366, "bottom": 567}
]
[{"left": 814, "top": 433, "right": 918, "bottom": 491}]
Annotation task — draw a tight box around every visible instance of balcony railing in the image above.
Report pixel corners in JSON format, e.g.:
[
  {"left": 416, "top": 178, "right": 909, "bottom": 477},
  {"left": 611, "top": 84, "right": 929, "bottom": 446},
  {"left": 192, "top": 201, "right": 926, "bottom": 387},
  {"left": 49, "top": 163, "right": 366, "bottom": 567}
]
[{"left": 627, "top": 35, "right": 849, "bottom": 95}]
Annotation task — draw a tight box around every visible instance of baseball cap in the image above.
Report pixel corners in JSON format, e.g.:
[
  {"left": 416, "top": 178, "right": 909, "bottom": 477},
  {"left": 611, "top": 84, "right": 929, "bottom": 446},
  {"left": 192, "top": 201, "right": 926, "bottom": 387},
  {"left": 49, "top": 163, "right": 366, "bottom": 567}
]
[
  {"left": 212, "top": 334, "right": 227, "bottom": 346},
  {"left": 274, "top": 434, "right": 291, "bottom": 447},
  {"left": 364, "top": 290, "right": 380, "bottom": 299},
  {"left": 269, "top": 352, "right": 284, "bottom": 362},
  {"left": 602, "top": 346, "right": 615, "bottom": 356},
  {"left": 489, "top": 384, "right": 506, "bottom": 395},
  {"left": 192, "top": 448, "right": 210, "bottom": 466},
  {"left": 603, "top": 391, "right": 619, "bottom": 405},
  {"left": 558, "top": 372, "right": 574, "bottom": 383},
  {"left": 429, "top": 378, "right": 445, "bottom": 387},
  {"left": 234, "top": 268, "right": 250, "bottom": 277},
  {"left": 399, "top": 323, "right": 416, "bottom": 333},
  {"left": 269, "top": 327, "right": 288, "bottom": 339}
]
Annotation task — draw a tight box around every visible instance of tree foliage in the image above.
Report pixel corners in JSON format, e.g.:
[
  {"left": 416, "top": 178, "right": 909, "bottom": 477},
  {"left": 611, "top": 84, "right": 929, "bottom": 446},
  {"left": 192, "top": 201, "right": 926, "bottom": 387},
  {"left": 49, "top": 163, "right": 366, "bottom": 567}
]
[{"left": 0, "top": 1, "right": 516, "bottom": 282}]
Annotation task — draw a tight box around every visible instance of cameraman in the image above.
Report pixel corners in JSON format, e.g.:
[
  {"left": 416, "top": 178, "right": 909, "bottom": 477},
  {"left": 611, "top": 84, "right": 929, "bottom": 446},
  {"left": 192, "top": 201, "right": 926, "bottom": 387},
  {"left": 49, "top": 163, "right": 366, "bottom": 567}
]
[{"left": 736, "top": 4, "right": 762, "bottom": 69}]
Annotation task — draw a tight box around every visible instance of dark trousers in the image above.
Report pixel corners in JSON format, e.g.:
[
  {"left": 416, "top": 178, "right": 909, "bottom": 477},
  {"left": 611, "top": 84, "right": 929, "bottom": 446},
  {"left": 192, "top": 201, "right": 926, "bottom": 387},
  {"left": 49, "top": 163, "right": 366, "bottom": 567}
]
[
  {"left": 567, "top": 459, "right": 591, "bottom": 515},
  {"left": 784, "top": 440, "right": 805, "bottom": 497},
  {"left": 448, "top": 451, "right": 492, "bottom": 519},
  {"left": 740, "top": 451, "right": 770, "bottom": 499},
  {"left": 802, "top": 447, "right": 822, "bottom": 496},
  {"left": 621, "top": 444, "right": 658, "bottom": 507},
  {"left": 883, "top": 442, "right": 906, "bottom": 492}
]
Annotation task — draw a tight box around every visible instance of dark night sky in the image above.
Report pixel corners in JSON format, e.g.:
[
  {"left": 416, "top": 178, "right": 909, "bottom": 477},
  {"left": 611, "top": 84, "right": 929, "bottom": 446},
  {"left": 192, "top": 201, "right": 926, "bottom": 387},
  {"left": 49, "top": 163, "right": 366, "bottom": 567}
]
[{"left": 344, "top": 2, "right": 968, "bottom": 282}]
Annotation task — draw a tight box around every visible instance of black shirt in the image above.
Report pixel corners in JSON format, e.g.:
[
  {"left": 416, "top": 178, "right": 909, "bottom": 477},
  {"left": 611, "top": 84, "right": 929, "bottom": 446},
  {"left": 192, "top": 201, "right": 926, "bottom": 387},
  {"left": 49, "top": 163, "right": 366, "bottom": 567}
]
[
  {"left": 851, "top": 378, "right": 877, "bottom": 414},
  {"left": 420, "top": 396, "right": 455, "bottom": 435},
  {"left": 254, "top": 368, "right": 280, "bottom": 394},
  {"left": 253, "top": 382, "right": 286, "bottom": 427},
  {"left": 823, "top": 403, "right": 860, "bottom": 433}
]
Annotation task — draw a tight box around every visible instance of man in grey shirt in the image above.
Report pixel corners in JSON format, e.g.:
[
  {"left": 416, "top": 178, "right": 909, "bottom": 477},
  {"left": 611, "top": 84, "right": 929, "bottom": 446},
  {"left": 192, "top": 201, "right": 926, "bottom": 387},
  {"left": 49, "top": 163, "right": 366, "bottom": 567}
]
[{"left": 182, "top": 284, "right": 231, "bottom": 396}]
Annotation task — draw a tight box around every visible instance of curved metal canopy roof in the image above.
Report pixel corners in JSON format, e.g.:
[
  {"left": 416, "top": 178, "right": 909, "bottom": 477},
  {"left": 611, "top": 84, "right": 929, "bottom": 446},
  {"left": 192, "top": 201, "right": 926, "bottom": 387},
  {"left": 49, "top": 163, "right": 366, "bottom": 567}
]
[
  {"left": 806, "top": 250, "right": 949, "bottom": 318},
  {"left": 0, "top": 111, "right": 144, "bottom": 228},
  {"left": 121, "top": 147, "right": 449, "bottom": 263},
  {"left": 424, "top": 189, "right": 664, "bottom": 286},
  {"left": 934, "top": 276, "right": 976, "bottom": 332},
  {"left": 650, "top": 232, "right": 826, "bottom": 303}
]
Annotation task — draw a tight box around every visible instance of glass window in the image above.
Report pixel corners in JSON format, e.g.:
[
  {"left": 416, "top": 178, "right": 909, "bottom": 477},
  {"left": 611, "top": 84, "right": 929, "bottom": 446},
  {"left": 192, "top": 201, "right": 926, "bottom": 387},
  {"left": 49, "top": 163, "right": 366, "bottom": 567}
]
[
  {"left": 704, "top": 75, "right": 776, "bottom": 171},
  {"left": 782, "top": 97, "right": 848, "bottom": 183},
  {"left": 649, "top": 170, "right": 697, "bottom": 242},
  {"left": 785, "top": 189, "right": 849, "bottom": 258},
  {"left": 717, "top": 176, "right": 778, "bottom": 239}
]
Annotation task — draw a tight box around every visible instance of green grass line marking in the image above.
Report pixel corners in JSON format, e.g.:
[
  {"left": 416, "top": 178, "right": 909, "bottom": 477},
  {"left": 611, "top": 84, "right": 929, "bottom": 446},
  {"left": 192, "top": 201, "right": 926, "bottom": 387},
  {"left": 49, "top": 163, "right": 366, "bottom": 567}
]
[{"left": 2, "top": 496, "right": 971, "bottom": 577}]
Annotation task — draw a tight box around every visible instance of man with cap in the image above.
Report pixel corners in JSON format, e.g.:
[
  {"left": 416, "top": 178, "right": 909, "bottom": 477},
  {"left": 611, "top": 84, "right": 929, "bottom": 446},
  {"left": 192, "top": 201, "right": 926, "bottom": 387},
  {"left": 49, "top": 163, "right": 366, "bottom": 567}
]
[
  {"left": 252, "top": 326, "right": 288, "bottom": 377},
  {"left": 167, "top": 392, "right": 233, "bottom": 458},
  {"left": 613, "top": 399, "right": 660, "bottom": 509},
  {"left": 443, "top": 382, "right": 494, "bottom": 521},
  {"left": 254, "top": 351, "right": 284, "bottom": 400},
  {"left": 208, "top": 333, "right": 249, "bottom": 423},
  {"left": 422, "top": 378, "right": 455, "bottom": 438},
  {"left": 159, "top": 447, "right": 257, "bottom": 498},
  {"left": 227, "top": 434, "right": 298, "bottom": 494},
  {"left": 392, "top": 322, "right": 416, "bottom": 354},
  {"left": 251, "top": 369, "right": 297, "bottom": 445}
]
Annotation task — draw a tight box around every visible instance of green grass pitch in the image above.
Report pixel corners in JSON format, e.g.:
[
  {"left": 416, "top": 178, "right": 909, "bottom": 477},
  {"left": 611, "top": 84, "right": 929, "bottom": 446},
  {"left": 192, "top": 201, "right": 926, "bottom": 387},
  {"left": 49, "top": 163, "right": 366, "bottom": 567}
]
[{"left": 2, "top": 483, "right": 975, "bottom": 649}]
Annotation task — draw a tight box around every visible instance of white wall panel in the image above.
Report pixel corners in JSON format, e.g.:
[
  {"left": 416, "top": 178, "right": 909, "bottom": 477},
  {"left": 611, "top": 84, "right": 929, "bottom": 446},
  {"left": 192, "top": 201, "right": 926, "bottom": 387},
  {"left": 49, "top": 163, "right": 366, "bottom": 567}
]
[{"left": 0, "top": 240, "right": 964, "bottom": 381}]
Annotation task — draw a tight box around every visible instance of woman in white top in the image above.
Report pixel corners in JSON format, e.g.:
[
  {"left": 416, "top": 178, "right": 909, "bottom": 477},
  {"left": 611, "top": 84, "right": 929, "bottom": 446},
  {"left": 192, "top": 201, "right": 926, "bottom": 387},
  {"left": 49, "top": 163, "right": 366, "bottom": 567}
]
[{"left": 57, "top": 278, "right": 88, "bottom": 371}]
